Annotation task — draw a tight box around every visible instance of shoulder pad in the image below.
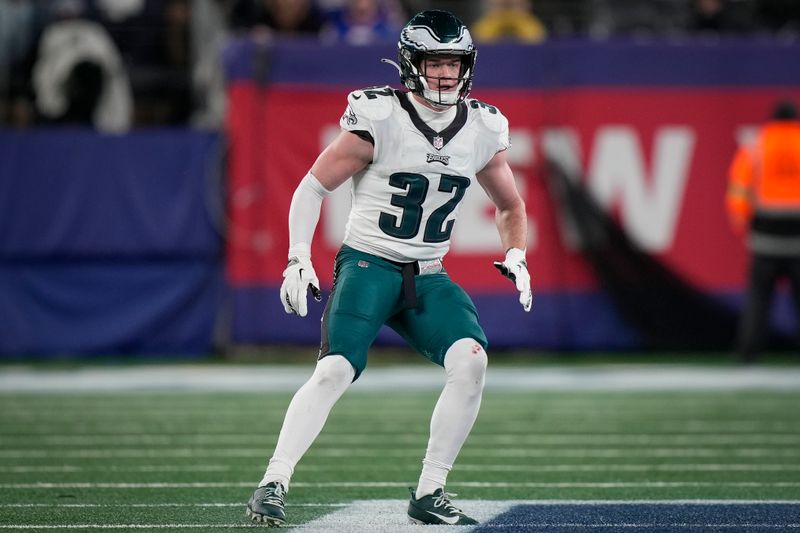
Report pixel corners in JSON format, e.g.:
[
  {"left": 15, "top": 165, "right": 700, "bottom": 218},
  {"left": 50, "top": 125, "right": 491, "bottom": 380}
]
[
  {"left": 347, "top": 86, "right": 396, "bottom": 122},
  {"left": 468, "top": 98, "right": 508, "bottom": 134}
]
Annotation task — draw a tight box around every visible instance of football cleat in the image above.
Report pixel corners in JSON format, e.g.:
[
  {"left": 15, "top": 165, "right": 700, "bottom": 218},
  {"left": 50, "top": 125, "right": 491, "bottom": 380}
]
[
  {"left": 407, "top": 487, "right": 478, "bottom": 525},
  {"left": 246, "top": 481, "right": 286, "bottom": 527}
]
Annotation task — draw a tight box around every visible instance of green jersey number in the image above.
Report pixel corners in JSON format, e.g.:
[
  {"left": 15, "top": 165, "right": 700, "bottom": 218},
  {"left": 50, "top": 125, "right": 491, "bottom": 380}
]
[
  {"left": 363, "top": 87, "right": 394, "bottom": 99},
  {"left": 378, "top": 173, "right": 471, "bottom": 243},
  {"left": 470, "top": 100, "right": 497, "bottom": 114}
]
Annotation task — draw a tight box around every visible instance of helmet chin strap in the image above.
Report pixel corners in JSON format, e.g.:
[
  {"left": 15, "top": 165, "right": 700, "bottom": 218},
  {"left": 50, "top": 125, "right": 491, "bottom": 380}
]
[
  {"left": 419, "top": 76, "right": 462, "bottom": 106},
  {"left": 382, "top": 56, "right": 466, "bottom": 107}
]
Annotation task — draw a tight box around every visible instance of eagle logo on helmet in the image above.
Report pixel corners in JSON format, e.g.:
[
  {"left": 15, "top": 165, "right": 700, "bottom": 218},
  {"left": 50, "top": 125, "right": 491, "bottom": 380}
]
[{"left": 393, "top": 10, "right": 477, "bottom": 107}]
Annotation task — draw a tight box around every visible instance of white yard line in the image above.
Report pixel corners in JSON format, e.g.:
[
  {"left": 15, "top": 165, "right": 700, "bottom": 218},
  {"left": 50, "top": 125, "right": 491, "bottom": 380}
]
[
  {"left": 1, "top": 499, "right": 798, "bottom": 507},
  {"left": 2, "top": 365, "right": 800, "bottom": 392},
  {"left": 2, "top": 447, "right": 799, "bottom": 459},
  {"left": 297, "top": 499, "right": 510, "bottom": 532},
  {"left": 3, "top": 463, "right": 799, "bottom": 473},
  {"left": 3, "top": 433, "right": 800, "bottom": 446},
  {"left": 3, "top": 481, "right": 800, "bottom": 489}
]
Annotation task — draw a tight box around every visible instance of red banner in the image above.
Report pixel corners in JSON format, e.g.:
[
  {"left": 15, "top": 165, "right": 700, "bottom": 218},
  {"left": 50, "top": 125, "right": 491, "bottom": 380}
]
[{"left": 226, "top": 83, "right": 799, "bottom": 292}]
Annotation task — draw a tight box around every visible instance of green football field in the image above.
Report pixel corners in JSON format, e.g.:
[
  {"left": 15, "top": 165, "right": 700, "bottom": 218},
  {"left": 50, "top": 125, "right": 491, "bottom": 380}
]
[{"left": 1, "top": 362, "right": 800, "bottom": 531}]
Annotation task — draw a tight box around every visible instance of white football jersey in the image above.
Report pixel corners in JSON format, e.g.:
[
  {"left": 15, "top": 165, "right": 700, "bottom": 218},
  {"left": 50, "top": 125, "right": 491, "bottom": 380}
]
[{"left": 338, "top": 86, "right": 510, "bottom": 263}]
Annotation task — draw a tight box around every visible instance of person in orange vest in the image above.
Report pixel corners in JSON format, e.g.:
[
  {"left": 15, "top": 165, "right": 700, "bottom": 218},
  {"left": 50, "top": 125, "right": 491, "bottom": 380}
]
[{"left": 726, "top": 99, "right": 800, "bottom": 362}]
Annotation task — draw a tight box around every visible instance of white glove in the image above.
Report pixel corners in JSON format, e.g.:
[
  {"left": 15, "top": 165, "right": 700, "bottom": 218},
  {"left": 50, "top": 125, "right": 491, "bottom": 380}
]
[
  {"left": 280, "top": 256, "right": 321, "bottom": 317},
  {"left": 493, "top": 247, "right": 532, "bottom": 312}
]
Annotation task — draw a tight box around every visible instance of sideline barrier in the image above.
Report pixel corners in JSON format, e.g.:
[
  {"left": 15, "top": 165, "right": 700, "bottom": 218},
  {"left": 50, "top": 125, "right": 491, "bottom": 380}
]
[{"left": 0, "top": 130, "right": 223, "bottom": 356}]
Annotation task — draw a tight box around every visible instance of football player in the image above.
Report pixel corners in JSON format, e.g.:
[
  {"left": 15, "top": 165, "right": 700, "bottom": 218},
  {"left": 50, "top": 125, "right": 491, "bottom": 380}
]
[{"left": 247, "top": 9, "right": 531, "bottom": 527}]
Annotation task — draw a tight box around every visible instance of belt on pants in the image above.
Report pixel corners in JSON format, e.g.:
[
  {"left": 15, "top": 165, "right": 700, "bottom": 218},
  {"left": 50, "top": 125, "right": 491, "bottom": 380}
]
[{"left": 386, "top": 258, "right": 443, "bottom": 309}]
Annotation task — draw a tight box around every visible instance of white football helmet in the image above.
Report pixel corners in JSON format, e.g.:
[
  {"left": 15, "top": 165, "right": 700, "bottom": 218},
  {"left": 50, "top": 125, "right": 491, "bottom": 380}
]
[{"left": 396, "top": 10, "right": 477, "bottom": 107}]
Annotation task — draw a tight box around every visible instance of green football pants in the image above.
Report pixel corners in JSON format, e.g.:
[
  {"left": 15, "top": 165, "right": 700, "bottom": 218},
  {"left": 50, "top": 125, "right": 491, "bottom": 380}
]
[{"left": 319, "top": 245, "right": 488, "bottom": 380}]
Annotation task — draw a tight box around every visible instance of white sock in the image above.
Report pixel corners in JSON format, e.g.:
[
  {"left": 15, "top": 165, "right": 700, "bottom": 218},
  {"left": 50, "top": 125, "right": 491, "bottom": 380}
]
[
  {"left": 416, "top": 338, "right": 487, "bottom": 498},
  {"left": 259, "top": 355, "right": 355, "bottom": 490}
]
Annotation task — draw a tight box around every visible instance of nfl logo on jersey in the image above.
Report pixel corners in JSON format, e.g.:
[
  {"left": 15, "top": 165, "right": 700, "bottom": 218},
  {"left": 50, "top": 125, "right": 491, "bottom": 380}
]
[{"left": 433, "top": 136, "right": 444, "bottom": 150}]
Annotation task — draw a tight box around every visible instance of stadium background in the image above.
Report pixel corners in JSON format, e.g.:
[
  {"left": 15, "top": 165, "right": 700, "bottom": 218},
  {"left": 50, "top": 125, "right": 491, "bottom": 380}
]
[{"left": 2, "top": 0, "right": 800, "bottom": 356}]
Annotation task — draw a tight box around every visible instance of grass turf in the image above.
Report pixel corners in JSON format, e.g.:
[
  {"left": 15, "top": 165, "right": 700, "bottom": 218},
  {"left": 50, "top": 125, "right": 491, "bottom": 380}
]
[{"left": 1, "top": 387, "right": 799, "bottom": 530}]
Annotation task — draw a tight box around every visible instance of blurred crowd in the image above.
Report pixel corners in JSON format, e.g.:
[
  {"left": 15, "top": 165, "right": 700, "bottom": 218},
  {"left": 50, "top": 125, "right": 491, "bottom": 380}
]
[{"left": 1, "top": 0, "right": 799, "bottom": 131}]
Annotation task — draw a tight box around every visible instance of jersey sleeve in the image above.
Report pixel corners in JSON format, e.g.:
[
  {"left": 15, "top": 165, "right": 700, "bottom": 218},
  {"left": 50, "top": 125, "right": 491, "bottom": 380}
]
[
  {"left": 470, "top": 99, "right": 511, "bottom": 169},
  {"left": 484, "top": 105, "right": 510, "bottom": 153},
  {"left": 338, "top": 87, "right": 395, "bottom": 145}
]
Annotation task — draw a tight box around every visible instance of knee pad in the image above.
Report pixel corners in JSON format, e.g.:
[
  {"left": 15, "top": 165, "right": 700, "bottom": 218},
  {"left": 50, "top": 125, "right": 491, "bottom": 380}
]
[
  {"left": 443, "top": 338, "right": 487, "bottom": 385},
  {"left": 312, "top": 354, "right": 356, "bottom": 391}
]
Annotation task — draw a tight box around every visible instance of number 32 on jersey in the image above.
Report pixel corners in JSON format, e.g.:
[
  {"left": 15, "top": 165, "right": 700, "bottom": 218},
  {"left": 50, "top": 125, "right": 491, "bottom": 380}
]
[{"left": 379, "top": 172, "right": 471, "bottom": 243}]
